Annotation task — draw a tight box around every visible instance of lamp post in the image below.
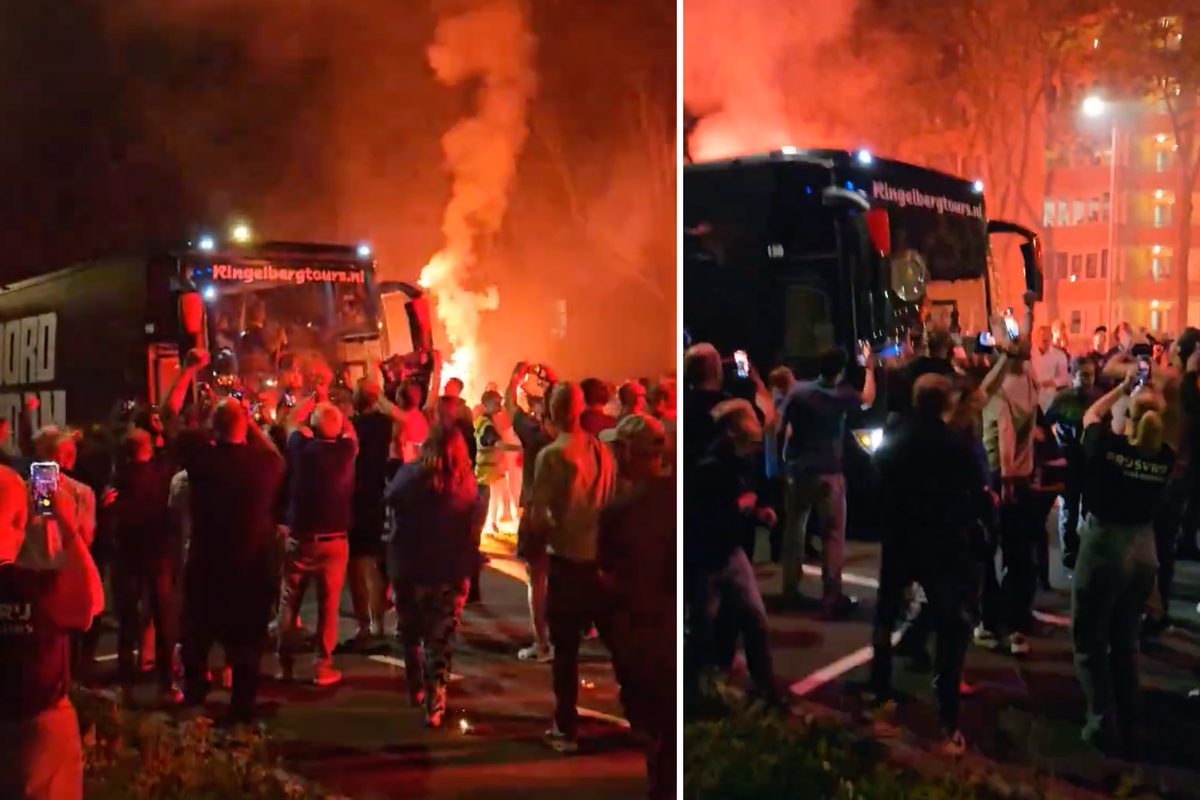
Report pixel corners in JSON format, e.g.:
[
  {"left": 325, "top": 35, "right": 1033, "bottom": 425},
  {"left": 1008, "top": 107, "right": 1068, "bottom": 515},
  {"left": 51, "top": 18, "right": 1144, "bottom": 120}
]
[{"left": 1083, "top": 95, "right": 1118, "bottom": 330}]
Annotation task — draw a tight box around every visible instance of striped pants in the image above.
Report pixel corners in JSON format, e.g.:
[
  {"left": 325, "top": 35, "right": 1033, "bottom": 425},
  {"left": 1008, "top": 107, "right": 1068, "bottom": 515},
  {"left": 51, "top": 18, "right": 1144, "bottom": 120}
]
[{"left": 395, "top": 579, "right": 469, "bottom": 717}]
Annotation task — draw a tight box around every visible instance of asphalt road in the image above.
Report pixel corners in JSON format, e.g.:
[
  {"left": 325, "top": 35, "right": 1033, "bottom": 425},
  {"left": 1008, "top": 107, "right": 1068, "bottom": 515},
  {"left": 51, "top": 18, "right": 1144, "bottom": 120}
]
[
  {"left": 749, "top": 514, "right": 1200, "bottom": 798},
  {"left": 91, "top": 551, "right": 648, "bottom": 800}
]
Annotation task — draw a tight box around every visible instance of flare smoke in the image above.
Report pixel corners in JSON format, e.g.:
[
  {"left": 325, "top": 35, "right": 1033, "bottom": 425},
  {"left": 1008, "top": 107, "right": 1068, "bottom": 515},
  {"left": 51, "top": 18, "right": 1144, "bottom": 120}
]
[{"left": 421, "top": 0, "right": 536, "bottom": 399}]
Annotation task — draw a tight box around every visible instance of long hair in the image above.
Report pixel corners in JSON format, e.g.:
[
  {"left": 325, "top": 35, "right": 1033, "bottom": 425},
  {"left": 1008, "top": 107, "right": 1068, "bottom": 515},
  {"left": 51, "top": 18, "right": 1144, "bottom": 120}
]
[
  {"left": 1128, "top": 392, "right": 1166, "bottom": 456},
  {"left": 419, "top": 423, "right": 475, "bottom": 496}
]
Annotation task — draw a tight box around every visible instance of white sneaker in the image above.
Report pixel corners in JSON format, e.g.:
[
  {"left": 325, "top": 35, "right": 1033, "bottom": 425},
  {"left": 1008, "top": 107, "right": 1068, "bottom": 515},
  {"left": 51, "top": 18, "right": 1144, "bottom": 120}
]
[
  {"left": 544, "top": 723, "right": 578, "bottom": 753},
  {"left": 1005, "top": 633, "right": 1031, "bottom": 656},
  {"left": 972, "top": 625, "right": 1000, "bottom": 650},
  {"left": 518, "top": 644, "right": 554, "bottom": 663}
]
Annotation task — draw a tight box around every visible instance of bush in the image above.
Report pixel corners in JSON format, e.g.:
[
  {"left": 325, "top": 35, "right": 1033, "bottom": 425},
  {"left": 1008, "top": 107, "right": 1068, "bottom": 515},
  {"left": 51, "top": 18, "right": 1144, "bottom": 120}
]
[
  {"left": 72, "top": 689, "right": 337, "bottom": 800},
  {"left": 683, "top": 701, "right": 1161, "bottom": 800}
]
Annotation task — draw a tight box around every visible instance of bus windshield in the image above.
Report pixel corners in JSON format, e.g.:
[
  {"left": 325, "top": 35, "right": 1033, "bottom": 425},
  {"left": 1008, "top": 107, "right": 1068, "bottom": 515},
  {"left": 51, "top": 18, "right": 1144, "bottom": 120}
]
[
  {"left": 865, "top": 171, "right": 991, "bottom": 335},
  {"left": 197, "top": 262, "right": 378, "bottom": 390}
]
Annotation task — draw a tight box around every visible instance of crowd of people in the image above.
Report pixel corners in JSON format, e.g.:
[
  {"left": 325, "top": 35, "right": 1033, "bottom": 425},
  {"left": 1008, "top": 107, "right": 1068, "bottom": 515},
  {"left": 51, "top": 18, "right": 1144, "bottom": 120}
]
[
  {"left": 683, "top": 295, "right": 1200, "bottom": 760},
  {"left": 0, "top": 349, "right": 678, "bottom": 800}
]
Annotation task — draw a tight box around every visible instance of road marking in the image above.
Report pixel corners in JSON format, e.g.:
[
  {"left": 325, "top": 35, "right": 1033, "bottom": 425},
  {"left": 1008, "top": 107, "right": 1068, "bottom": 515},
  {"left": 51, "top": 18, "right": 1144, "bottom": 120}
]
[
  {"left": 367, "top": 654, "right": 463, "bottom": 682},
  {"left": 788, "top": 565, "right": 1071, "bottom": 696},
  {"left": 802, "top": 565, "right": 1070, "bottom": 627},
  {"left": 789, "top": 630, "right": 904, "bottom": 697},
  {"left": 577, "top": 706, "right": 632, "bottom": 729},
  {"left": 96, "top": 653, "right": 118, "bottom": 662}
]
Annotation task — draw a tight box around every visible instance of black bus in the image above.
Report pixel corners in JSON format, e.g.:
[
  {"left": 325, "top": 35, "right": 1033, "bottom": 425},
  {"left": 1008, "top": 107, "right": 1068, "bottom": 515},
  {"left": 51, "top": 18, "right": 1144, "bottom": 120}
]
[{"left": 684, "top": 148, "right": 1043, "bottom": 537}]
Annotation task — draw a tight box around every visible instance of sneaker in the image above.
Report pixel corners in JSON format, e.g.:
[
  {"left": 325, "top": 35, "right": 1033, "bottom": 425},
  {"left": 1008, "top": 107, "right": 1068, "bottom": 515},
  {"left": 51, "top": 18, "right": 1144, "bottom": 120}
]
[
  {"left": 584, "top": 626, "right": 599, "bottom": 641},
  {"left": 276, "top": 663, "right": 295, "bottom": 683},
  {"left": 313, "top": 665, "right": 343, "bottom": 687},
  {"left": 972, "top": 625, "right": 1000, "bottom": 650},
  {"left": 1005, "top": 633, "right": 1031, "bottom": 656},
  {"left": 409, "top": 690, "right": 426, "bottom": 708},
  {"left": 935, "top": 729, "right": 967, "bottom": 758},
  {"left": 544, "top": 723, "right": 579, "bottom": 754},
  {"left": 425, "top": 709, "right": 444, "bottom": 728},
  {"left": 518, "top": 644, "right": 554, "bottom": 663}
]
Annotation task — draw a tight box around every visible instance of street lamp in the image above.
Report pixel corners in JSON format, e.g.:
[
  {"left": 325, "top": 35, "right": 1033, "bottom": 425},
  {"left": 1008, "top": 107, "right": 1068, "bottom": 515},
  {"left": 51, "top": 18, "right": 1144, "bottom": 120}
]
[
  {"left": 1082, "top": 95, "right": 1108, "bottom": 118},
  {"left": 1081, "top": 94, "right": 1118, "bottom": 329}
]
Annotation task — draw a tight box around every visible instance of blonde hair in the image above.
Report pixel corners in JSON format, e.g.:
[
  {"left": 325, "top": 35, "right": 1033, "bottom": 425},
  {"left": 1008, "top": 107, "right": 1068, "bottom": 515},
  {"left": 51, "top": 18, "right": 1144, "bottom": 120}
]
[{"left": 1128, "top": 391, "right": 1166, "bottom": 456}]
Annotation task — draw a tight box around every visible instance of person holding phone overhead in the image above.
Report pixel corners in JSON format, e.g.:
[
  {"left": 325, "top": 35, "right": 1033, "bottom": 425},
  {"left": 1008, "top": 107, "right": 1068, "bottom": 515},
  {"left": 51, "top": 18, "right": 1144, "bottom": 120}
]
[
  {"left": 0, "top": 463, "right": 104, "bottom": 800},
  {"left": 778, "top": 343, "right": 876, "bottom": 616},
  {"left": 1071, "top": 374, "right": 1173, "bottom": 757}
]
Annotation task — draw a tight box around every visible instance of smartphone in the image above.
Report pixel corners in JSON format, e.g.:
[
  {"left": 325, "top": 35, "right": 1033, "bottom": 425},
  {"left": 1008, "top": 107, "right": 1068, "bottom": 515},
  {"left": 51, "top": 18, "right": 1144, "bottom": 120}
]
[
  {"left": 30, "top": 461, "right": 59, "bottom": 516},
  {"left": 733, "top": 350, "right": 750, "bottom": 378},
  {"left": 1004, "top": 317, "right": 1020, "bottom": 341},
  {"left": 1136, "top": 356, "right": 1152, "bottom": 387},
  {"left": 977, "top": 331, "right": 996, "bottom": 353}
]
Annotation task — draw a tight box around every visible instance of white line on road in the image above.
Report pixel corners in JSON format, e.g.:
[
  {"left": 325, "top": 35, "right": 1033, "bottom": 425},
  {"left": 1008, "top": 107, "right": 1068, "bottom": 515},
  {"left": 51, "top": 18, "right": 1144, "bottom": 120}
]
[
  {"left": 367, "top": 654, "right": 463, "bottom": 682},
  {"left": 790, "top": 631, "right": 903, "bottom": 698},
  {"left": 788, "top": 565, "right": 1070, "bottom": 696}
]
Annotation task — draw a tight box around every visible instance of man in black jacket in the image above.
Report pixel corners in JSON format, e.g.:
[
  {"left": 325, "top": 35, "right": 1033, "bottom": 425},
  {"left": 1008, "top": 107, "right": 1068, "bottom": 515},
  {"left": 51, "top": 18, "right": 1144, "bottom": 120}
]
[
  {"left": 871, "top": 374, "right": 992, "bottom": 757},
  {"left": 684, "top": 398, "right": 779, "bottom": 711}
]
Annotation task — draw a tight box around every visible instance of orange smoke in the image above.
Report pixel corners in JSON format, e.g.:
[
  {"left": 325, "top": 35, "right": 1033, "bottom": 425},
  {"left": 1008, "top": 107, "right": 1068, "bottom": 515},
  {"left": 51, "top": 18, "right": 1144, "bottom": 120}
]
[
  {"left": 422, "top": 0, "right": 536, "bottom": 402},
  {"left": 684, "top": 0, "right": 905, "bottom": 162}
]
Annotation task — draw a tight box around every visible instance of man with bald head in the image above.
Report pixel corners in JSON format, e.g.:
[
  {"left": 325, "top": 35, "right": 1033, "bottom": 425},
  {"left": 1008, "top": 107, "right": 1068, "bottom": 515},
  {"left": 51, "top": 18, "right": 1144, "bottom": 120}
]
[
  {"left": 527, "top": 382, "right": 618, "bottom": 753},
  {"left": 174, "top": 394, "right": 285, "bottom": 723},
  {"left": 278, "top": 374, "right": 358, "bottom": 687}
]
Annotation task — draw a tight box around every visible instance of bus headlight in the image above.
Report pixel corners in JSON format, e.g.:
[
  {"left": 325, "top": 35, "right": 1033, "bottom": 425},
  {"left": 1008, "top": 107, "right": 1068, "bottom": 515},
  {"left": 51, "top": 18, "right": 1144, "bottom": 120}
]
[{"left": 852, "top": 428, "right": 884, "bottom": 454}]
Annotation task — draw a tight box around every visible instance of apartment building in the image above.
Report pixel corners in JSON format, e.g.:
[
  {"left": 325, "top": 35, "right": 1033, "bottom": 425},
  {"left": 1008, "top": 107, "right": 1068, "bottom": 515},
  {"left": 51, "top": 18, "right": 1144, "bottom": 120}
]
[{"left": 1043, "top": 98, "right": 1200, "bottom": 341}]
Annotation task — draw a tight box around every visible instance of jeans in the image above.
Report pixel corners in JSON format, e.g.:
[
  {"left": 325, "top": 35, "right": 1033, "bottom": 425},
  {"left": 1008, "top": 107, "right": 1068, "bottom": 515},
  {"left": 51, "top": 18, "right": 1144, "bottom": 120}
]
[
  {"left": 981, "top": 481, "right": 1039, "bottom": 636},
  {"left": 0, "top": 699, "right": 83, "bottom": 800},
  {"left": 872, "top": 526, "right": 979, "bottom": 732},
  {"left": 688, "top": 548, "right": 777, "bottom": 704},
  {"left": 602, "top": 600, "right": 675, "bottom": 800},
  {"left": 278, "top": 535, "right": 350, "bottom": 669},
  {"left": 783, "top": 471, "right": 846, "bottom": 601},
  {"left": 1058, "top": 483, "right": 1083, "bottom": 570},
  {"left": 394, "top": 579, "right": 469, "bottom": 719},
  {"left": 468, "top": 485, "right": 490, "bottom": 603},
  {"left": 547, "top": 557, "right": 603, "bottom": 738},
  {"left": 1149, "top": 476, "right": 1193, "bottom": 621},
  {"left": 113, "top": 554, "right": 181, "bottom": 690},
  {"left": 1071, "top": 514, "right": 1157, "bottom": 756},
  {"left": 347, "top": 556, "right": 387, "bottom": 636}
]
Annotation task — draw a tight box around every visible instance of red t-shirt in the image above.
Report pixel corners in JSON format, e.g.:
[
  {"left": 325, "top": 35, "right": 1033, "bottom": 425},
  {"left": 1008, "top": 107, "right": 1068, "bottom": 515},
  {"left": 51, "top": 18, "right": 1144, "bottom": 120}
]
[{"left": 0, "top": 564, "right": 71, "bottom": 720}]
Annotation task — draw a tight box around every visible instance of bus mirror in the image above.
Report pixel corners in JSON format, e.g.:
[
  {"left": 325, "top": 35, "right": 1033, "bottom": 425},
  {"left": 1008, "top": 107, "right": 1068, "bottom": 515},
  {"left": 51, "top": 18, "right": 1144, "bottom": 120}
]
[
  {"left": 406, "top": 296, "right": 434, "bottom": 353},
  {"left": 179, "top": 291, "right": 204, "bottom": 337},
  {"left": 864, "top": 209, "right": 891, "bottom": 256},
  {"left": 1021, "top": 239, "right": 1044, "bottom": 303}
]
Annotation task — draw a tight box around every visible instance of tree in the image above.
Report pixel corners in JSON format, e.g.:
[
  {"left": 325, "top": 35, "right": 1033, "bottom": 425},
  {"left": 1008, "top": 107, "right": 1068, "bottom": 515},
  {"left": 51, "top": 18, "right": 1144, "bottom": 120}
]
[
  {"left": 1091, "top": 8, "right": 1200, "bottom": 330},
  {"left": 867, "top": 0, "right": 1098, "bottom": 312}
]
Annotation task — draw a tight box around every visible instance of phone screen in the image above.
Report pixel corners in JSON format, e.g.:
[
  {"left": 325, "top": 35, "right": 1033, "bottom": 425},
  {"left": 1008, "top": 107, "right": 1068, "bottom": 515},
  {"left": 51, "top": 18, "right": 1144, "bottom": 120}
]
[
  {"left": 734, "top": 350, "right": 749, "bottom": 378},
  {"left": 30, "top": 462, "right": 59, "bottom": 516},
  {"left": 1137, "top": 357, "right": 1152, "bottom": 386},
  {"left": 1004, "top": 318, "right": 1020, "bottom": 340}
]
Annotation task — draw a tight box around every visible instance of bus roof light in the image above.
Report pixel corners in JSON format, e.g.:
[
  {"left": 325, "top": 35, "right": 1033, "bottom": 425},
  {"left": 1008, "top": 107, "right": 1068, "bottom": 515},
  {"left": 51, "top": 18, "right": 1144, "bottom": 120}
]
[
  {"left": 856, "top": 150, "right": 873, "bottom": 165},
  {"left": 357, "top": 243, "right": 372, "bottom": 258},
  {"left": 198, "top": 236, "right": 215, "bottom": 252}
]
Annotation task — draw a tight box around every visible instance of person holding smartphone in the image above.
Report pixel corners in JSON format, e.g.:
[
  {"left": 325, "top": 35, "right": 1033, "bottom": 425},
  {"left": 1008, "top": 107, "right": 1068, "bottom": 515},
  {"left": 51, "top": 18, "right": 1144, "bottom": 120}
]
[
  {"left": 0, "top": 464, "right": 104, "bottom": 800},
  {"left": 1072, "top": 375, "right": 1173, "bottom": 756}
]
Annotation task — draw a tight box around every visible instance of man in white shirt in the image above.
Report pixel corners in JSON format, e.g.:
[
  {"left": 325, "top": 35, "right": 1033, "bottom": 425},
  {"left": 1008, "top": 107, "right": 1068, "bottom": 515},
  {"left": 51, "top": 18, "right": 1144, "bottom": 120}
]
[{"left": 1031, "top": 325, "right": 1070, "bottom": 412}]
